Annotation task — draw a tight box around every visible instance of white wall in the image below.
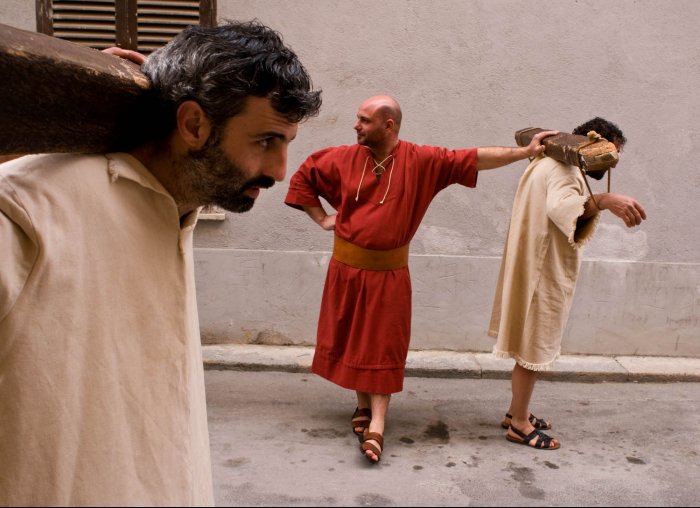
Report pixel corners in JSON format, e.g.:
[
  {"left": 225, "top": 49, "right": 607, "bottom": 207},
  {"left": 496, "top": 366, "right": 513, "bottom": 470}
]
[
  {"left": 3, "top": 0, "right": 698, "bottom": 355},
  {"left": 194, "top": 0, "right": 699, "bottom": 355}
]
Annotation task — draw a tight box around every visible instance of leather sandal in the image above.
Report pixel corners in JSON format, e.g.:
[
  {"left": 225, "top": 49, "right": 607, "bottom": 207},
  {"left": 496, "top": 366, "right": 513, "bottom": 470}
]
[
  {"left": 506, "top": 424, "right": 560, "bottom": 450},
  {"left": 360, "top": 431, "right": 384, "bottom": 463},
  {"left": 501, "top": 412, "right": 552, "bottom": 430},
  {"left": 351, "top": 407, "right": 372, "bottom": 438}
]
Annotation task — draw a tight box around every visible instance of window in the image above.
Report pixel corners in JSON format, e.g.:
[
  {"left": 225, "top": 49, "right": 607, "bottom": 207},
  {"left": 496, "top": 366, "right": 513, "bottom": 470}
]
[
  {"left": 35, "top": 0, "right": 226, "bottom": 221},
  {"left": 36, "top": 0, "right": 217, "bottom": 54},
  {"left": 35, "top": 0, "right": 226, "bottom": 220}
]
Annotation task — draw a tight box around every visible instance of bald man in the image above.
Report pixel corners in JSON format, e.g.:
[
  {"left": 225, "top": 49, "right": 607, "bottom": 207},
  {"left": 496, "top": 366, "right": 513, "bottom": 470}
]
[{"left": 285, "top": 95, "right": 555, "bottom": 463}]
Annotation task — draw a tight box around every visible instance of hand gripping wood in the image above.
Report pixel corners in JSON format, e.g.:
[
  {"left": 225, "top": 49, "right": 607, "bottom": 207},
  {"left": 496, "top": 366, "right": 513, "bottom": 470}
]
[{"left": 514, "top": 127, "right": 619, "bottom": 173}]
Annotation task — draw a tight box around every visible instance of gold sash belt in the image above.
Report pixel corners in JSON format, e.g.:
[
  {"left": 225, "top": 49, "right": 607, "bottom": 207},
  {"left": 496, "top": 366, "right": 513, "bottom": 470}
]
[{"left": 333, "top": 234, "right": 409, "bottom": 271}]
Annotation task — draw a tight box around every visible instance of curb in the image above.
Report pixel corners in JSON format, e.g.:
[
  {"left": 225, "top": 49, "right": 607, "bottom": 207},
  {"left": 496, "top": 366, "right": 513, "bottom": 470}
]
[{"left": 202, "top": 344, "right": 700, "bottom": 383}]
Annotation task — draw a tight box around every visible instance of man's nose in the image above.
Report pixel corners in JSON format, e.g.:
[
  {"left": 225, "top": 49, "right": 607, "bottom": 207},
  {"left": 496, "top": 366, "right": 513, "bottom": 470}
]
[{"left": 265, "top": 148, "right": 287, "bottom": 182}]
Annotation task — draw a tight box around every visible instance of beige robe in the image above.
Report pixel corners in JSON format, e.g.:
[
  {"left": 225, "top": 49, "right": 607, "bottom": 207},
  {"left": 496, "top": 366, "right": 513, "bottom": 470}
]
[
  {"left": 0, "top": 153, "right": 213, "bottom": 506},
  {"left": 489, "top": 155, "right": 600, "bottom": 371}
]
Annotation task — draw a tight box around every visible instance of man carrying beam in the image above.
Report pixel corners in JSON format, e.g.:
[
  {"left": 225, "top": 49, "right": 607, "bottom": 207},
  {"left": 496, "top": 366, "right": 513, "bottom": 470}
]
[{"left": 0, "top": 20, "right": 321, "bottom": 506}]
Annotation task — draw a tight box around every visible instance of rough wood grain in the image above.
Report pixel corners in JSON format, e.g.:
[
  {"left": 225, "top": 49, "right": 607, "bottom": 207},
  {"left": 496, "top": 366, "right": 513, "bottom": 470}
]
[
  {"left": 0, "top": 22, "right": 153, "bottom": 155},
  {"left": 515, "top": 127, "right": 619, "bottom": 172}
]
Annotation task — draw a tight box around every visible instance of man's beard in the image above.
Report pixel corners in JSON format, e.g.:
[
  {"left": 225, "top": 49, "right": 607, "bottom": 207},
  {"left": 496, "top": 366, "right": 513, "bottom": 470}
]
[
  {"left": 181, "top": 140, "right": 275, "bottom": 213},
  {"left": 357, "top": 130, "right": 382, "bottom": 150}
]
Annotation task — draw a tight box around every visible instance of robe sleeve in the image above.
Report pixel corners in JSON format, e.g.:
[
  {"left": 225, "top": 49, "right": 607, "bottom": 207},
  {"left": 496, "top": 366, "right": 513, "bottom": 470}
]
[
  {"left": 415, "top": 145, "right": 478, "bottom": 195},
  {"left": 545, "top": 163, "right": 600, "bottom": 249},
  {"left": 0, "top": 175, "right": 39, "bottom": 323},
  {"left": 285, "top": 147, "right": 343, "bottom": 211}
]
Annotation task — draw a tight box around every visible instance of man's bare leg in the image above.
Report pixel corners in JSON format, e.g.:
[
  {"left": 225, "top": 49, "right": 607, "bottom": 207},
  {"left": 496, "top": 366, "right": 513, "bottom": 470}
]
[
  {"left": 353, "top": 391, "right": 372, "bottom": 434},
  {"left": 507, "top": 363, "right": 559, "bottom": 448},
  {"left": 362, "top": 393, "right": 390, "bottom": 462}
]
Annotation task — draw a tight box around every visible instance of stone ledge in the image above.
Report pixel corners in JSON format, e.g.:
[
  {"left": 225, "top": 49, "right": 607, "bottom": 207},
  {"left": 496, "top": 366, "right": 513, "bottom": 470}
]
[{"left": 202, "top": 344, "right": 700, "bottom": 383}]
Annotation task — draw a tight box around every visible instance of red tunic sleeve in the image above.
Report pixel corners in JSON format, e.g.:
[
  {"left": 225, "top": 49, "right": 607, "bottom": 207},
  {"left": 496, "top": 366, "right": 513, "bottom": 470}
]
[
  {"left": 415, "top": 145, "right": 478, "bottom": 196},
  {"left": 285, "top": 146, "right": 346, "bottom": 211}
]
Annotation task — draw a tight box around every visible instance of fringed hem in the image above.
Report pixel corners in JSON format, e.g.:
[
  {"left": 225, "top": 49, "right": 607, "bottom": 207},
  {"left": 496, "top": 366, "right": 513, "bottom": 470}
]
[
  {"left": 568, "top": 197, "right": 601, "bottom": 250},
  {"left": 492, "top": 347, "right": 560, "bottom": 372}
]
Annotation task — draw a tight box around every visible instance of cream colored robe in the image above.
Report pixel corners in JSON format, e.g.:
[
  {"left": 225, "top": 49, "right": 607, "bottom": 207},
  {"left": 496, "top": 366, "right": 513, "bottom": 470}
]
[
  {"left": 0, "top": 153, "right": 213, "bottom": 506},
  {"left": 489, "top": 155, "right": 600, "bottom": 371}
]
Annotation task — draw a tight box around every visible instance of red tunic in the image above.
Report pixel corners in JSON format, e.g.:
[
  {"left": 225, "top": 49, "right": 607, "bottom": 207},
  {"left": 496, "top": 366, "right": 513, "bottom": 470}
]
[{"left": 285, "top": 140, "right": 478, "bottom": 393}]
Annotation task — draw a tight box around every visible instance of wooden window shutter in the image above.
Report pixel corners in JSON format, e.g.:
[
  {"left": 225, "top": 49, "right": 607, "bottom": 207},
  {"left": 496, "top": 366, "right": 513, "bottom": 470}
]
[{"left": 36, "top": 0, "right": 217, "bottom": 54}]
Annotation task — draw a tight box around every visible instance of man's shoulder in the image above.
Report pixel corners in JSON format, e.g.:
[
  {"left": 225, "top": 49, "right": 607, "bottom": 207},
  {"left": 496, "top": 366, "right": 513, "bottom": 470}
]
[
  {"left": 524, "top": 155, "right": 584, "bottom": 189},
  {"left": 310, "top": 144, "right": 359, "bottom": 156},
  {"left": 530, "top": 155, "right": 576, "bottom": 172},
  {"left": 0, "top": 153, "right": 109, "bottom": 200},
  {"left": 303, "top": 144, "right": 363, "bottom": 166},
  {"left": 1, "top": 153, "right": 107, "bottom": 177}
]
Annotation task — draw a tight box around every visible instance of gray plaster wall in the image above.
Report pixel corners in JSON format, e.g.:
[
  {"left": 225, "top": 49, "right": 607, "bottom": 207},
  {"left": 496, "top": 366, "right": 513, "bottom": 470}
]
[{"left": 2, "top": 1, "right": 699, "bottom": 355}]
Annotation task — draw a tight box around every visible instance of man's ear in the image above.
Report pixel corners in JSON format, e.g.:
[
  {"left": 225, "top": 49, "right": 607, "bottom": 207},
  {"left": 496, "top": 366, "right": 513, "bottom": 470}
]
[{"left": 176, "top": 100, "right": 212, "bottom": 150}]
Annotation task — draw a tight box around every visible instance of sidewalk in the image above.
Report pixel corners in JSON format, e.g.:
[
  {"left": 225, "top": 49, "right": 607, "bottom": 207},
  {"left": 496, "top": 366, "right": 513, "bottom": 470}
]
[
  {"left": 202, "top": 344, "right": 700, "bottom": 383},
  {"left": 206, "top": 369, "right": 700, "bottom": 506}
]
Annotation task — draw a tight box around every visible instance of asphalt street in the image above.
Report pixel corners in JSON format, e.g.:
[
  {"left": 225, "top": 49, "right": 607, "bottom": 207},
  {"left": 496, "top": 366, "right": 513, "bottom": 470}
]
[{"left": 205, "top": 370, "right": 700, "bottom": 507}]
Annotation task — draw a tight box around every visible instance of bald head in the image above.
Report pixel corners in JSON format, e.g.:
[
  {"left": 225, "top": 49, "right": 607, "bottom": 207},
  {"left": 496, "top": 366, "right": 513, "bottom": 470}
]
[
  {"left": 360, "top": 95, "right": 402, "bottom": 130},
  {"left": 354, "top": 95, "right": 402, "bottom": 155}
]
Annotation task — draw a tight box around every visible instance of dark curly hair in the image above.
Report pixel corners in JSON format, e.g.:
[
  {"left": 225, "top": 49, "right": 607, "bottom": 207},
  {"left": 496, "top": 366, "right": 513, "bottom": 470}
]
[
  {"left": 572, "top": 117, "right": 626, "bottom": 147},
  {"left": 141, "top": 19, "right": 322, "bottom": 140}
]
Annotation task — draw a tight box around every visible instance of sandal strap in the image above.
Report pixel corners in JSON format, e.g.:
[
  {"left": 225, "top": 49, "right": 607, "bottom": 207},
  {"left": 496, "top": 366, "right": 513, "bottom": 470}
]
[
  {"left": 362, "top": 432, "right": 384, "bottom": 448},
  {"left": 352, "top": 407, "right": 372, "bottom": 421},
  {"left": 504, "top": 412, "right": 550, "bottom": 430},
  {"left": 361, "top": 432, "right": 384, "bottom": 457},
  {"left": 530, "top": 429, "right": 555, "bottom": 448},
  {"left": 351, "top": 408, "right": 372, "bottom": 433},
  {"left": 508, "top": 423, "right": 530, "bottom": 440},
  {"left": 361, "top": 441, "right": 381, "bottom": 456},
  {"left": 529, "top": 413, "right": 549, "bottom": 429},
  {"left": 509, "top": 425, "right": 555, "bottom": 448}
]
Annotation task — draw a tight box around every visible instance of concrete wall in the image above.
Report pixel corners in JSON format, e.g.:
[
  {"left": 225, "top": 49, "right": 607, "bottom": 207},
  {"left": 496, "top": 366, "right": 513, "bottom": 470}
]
[{"left": 3, "top": 1, "right": 699, "bottom": 355}]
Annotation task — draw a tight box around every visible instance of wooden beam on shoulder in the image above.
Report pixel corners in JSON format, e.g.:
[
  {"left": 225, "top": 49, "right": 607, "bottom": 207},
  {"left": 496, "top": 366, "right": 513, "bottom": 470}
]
[{"left": 0, "top": 22, "right": 153, "bottom": 156}]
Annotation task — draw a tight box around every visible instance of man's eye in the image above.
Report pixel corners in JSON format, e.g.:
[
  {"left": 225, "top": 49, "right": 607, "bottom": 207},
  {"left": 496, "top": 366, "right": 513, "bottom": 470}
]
[{"left": 259, "top": 138, "right": 271, "bottom": 149}]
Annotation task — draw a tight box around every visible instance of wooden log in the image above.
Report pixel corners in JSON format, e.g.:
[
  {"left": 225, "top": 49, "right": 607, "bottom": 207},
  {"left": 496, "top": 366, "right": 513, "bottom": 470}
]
[
  {"left": 514, "top": 127, "right": 619, "bottom": 173},
  {"left": 0, "top": 22, "right": 153, "bottom": 156}
]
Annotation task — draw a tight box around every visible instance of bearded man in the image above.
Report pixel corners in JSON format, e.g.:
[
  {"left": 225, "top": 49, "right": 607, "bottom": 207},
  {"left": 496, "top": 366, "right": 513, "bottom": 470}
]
[{"left": 0, "top": 20, "right": 320, "bottom": 506}]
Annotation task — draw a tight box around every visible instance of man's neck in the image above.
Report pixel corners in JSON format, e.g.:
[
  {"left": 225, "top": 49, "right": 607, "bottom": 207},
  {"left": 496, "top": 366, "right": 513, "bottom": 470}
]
[
  {"left": 128, "top": 141, "right": 197, "bottom": 218},
  {"left": 369, "top": 139, "right": 399, "bottom": 162}
]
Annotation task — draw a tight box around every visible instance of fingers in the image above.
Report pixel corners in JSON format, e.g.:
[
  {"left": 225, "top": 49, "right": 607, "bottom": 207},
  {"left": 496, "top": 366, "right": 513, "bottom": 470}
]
[
  {"left": 628, "top": 201, "right": 646, "bottom": 227},
  {"left": 635, "top": 202, "right": 647, "bottom": 221},
  {"left": 535, "top": 130, "right": 560, "bottom": 140},
  {"left": 532, "top": 130, "right": 559, "bottom": 144},
  {"left": 624, "top": 206, "right": 646, "bottom": 227},
  {"left": 527, "top": 130, "right": 559, "bottom": 157},
  {"left": 102, "top": 47, "right": 147, "bottom": 65},
  {"left": 608, "top": 194, "right": 647, "bottom": 228}
]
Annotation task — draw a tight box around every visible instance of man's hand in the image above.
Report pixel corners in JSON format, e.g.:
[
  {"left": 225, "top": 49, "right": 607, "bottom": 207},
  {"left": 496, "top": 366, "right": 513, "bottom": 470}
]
[
  {"left": 319, "top": 213, "right": 336, "bottom": 231},
  {"left": 476, "top": 130, "right": 560, "bottom": 170},
  {"left": 302, "top": 205, "right": 336, "bottom": 231},
  {"left": 102, "top": 47, "right": 147, "bottom": 65},
  {"left": 596, "top": 193, "right": 647, "bottom": 227},
  {"left": 524, "top": 130, "right": 559, "bottom": 159}
]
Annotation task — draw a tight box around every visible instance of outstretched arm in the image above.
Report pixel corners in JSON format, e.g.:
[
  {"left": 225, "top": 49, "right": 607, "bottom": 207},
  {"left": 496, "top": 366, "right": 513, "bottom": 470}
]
[
  {"left": 476, "top": 130, "right": 558, "bottom": 170},
  {"left": 580, "top": 192, "right": 647, "bottom": 227},
  {"left": 302, "top": 205, "right": 336, "bottom": 231}
]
